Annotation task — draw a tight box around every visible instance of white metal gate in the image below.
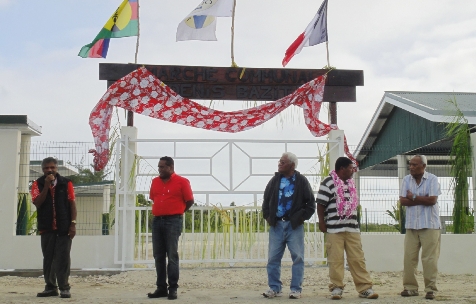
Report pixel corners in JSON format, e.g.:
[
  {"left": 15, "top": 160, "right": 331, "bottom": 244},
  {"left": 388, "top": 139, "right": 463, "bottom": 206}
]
[{"left": 114, "top": 137, "right": 343, "bottom": 269}]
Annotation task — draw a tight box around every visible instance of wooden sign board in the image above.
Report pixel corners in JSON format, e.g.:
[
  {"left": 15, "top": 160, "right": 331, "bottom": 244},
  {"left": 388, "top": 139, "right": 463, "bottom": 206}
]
[{"left": 99, "top": 63, "right": 363, "bottom": 102}]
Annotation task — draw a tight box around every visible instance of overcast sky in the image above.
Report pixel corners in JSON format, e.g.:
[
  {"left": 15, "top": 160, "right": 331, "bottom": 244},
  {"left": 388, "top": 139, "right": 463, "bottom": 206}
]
[{"left": 1, "top": 0, "right": 476, "bottom": 148}]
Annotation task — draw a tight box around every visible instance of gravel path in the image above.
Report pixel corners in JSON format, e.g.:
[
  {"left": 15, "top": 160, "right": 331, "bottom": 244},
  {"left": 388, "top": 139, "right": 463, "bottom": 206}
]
[{"left": 1, "top": 266, "right": 475, "bottom": 303}]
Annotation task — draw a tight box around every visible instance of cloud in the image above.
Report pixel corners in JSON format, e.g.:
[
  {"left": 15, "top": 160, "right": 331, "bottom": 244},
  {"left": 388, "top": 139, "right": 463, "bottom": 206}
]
[
  {"left": 0, "top": 0, "right": 11, "bottom": 8},
  {"left": 2, "top": 0, "right": 476, "bottom": 148}
]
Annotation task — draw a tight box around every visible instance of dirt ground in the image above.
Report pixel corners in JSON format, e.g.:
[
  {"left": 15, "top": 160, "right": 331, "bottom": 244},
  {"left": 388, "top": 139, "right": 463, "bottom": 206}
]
[{"left": 1, "top": 266, "right": 475, "bottom": 304}]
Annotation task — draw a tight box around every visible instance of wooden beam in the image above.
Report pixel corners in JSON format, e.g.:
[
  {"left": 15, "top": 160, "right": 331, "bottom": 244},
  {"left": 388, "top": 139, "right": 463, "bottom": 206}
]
[{"left": 100, "top": 63, "right": 363, "bottom": 102}]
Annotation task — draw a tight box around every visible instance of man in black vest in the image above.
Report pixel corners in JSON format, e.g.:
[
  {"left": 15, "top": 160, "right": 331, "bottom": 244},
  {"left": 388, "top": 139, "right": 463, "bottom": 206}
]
[{"left": 31, "top": 157, "right": 77, "bottom": 298}]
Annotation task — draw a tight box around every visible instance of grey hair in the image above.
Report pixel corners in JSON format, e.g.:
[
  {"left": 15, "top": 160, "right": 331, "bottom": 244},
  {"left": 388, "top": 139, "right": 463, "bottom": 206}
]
[
  {"left": 282, "top": 152, "right": 298, "bottom": 168},
  {"left": 41, "top": 157, "right": 58, "bottom": 168},
  {"left": 413, "top": 154, "right": 427, "bottom": 165}
]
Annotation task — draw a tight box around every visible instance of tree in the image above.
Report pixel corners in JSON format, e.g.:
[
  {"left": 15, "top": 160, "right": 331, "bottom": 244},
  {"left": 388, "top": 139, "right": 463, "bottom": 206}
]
[
  {"left": 66, "top": 163, "right": 110, "bottom": 184},
  {"left": 444, "top": 97, "right": 474, "bottom": 234}
]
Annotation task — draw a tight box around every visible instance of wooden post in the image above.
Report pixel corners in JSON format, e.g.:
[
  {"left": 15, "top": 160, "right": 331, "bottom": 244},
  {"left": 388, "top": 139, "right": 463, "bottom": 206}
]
[
  {"left": 329, "top": 101, "right": 337, "bottom": 125},
  {"left": 127, "top": 111, "right": 134, "bottom": 126}
]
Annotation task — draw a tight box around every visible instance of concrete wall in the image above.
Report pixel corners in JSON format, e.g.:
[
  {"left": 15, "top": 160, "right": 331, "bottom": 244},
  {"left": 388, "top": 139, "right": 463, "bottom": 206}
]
[
  {"left": 76, "top": 196, "right": 106, "bottom": 236},
  {"left": 0, "top": 236, "right": 115, "bottom": 269},
  {"left": 2, "top": 231, "right": 475, "bottom": 272},
  {"left": 361, "top": 234, "right": 476, "bottom": 275}
]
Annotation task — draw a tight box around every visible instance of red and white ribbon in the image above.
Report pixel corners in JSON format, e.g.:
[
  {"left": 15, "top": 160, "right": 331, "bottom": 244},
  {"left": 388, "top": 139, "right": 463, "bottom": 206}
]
[{"left": 89, "top": 67, "right": 355, "bottom": 171}]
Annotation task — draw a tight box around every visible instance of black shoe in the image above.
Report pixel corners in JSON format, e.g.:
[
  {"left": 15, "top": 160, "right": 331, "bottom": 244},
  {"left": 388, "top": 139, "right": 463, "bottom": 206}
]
[
  {"left": 37, "top": 289, "right": 59, "bottom": 297},
  {"left": 168, "top": 290, "right": 177, "bottom": 300},
  {"left": 60, "top": 290, "right": 71, "bottom": 298},
  {"left": 425, "top": 292, "right": 435, "bottom": 300},
  {"left": 148, "top": 288, "right": 168, "bottom": 298}
]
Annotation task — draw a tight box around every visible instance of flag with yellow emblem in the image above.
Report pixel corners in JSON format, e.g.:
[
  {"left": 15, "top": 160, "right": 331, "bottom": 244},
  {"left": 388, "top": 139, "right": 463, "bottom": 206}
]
[
  {"left": 176, "top": 0, "right": 234, "bottom": 41},
  {"left": 79, "top": 0, "right": 138, "bottom": 58}
]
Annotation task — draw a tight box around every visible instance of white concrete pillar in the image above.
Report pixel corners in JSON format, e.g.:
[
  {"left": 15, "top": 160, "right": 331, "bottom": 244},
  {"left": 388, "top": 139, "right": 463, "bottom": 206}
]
[
  {"left": 470, "top": 133, "right": 476, "bottom": 230},
  {"left": 103, "top": 185, "right": 111, "bottom": 214},
  {"left": 0, "top": 129, "right": 21, "bottom": 238},
  {"left": 328, "top": 130, "right": 345, "bottom": 169},
  {"left": 354, "top": 171, "right": 360, "bottom": 201},
  {"left": 18, "top": 135, "right": 31, "bottom": 193},
  {"left": 397, "top": 155, "right": 407, "bottom": 191},
  {"left": 397, "top": 155, "right": 408, "bottom": 234},
  {"left": 119, "top": 126, "right": 138, "bottom": 270},
  {"left": 17, "top": 134, "right": 33, "bottom": 235}
]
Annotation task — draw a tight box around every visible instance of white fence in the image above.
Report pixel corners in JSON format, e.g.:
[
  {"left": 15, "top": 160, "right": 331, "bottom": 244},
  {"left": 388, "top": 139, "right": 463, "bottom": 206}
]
[
  {"left": 134, "top": 206, "right": 325, "bottom": 265},
  {"left": 114, "top": 136, "right": 342, "bottom": 268}
]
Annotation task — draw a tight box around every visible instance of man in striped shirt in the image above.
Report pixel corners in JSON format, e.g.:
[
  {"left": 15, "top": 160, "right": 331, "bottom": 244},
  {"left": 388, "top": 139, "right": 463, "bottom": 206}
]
[
  {"left": 316, "top": 157, "right": 378, "bottom": 300},
  {"left": 399, "top": 155, "right": 441, "bottom": 300}
]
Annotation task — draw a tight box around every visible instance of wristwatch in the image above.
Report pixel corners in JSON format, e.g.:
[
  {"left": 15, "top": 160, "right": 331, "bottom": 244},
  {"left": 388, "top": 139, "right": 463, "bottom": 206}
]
[
  {"left": 412, "top": 194, "right": 417, "bottom": 201},
  {"left": 71, "top": 220, "right": 77, "bottom": 224}
]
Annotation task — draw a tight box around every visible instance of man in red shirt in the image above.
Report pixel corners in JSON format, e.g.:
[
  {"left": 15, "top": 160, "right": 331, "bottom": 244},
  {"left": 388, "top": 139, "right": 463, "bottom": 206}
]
[
  {"left": 31, "top": 157, "right": 77, "bottom": 299},
  {"left": 147, "top": 156, "right": 194, "bottom": 300}
]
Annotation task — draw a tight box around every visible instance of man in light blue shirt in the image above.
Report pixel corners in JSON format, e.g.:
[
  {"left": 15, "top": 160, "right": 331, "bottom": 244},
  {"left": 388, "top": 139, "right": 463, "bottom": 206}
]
[{"left": 399, "top": 155, "right": 441, "bottom": 300}]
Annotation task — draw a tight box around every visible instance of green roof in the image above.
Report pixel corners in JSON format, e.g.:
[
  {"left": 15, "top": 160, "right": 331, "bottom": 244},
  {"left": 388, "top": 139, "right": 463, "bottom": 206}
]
[{"left": 354, "top": 92, "right": 476, "bottom": 173}]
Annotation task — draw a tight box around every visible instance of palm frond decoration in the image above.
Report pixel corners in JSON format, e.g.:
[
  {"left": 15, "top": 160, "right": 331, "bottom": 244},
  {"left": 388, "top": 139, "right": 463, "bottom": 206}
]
[{"left": 444, "top": 97, "right": 473, "bottom": 234}]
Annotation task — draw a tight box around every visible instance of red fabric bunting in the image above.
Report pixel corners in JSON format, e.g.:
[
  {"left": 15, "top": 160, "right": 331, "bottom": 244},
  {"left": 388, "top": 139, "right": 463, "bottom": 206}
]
[{"left": 89, "top": 67, "right": 355, "bottom": 171}]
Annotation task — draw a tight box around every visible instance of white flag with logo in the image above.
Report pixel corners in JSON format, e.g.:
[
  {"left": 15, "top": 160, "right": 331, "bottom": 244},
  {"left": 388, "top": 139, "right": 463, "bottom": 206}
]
[{"left": 177, "top": 0, "right": 234, "bottom": 41}]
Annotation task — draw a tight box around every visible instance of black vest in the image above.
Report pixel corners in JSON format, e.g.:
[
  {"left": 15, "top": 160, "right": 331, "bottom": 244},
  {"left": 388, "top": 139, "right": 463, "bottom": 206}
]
[{"left": 36, "top": 174, "right": 72, "bottom": 234}]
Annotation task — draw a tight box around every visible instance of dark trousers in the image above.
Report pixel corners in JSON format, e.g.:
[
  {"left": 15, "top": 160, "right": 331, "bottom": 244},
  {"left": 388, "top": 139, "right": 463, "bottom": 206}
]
[
  {"left": 40, "top": 231, "right": 72, "bottom": 291},
  {"left": 152, "top": 215, "right": 183, "bottom": 291}
]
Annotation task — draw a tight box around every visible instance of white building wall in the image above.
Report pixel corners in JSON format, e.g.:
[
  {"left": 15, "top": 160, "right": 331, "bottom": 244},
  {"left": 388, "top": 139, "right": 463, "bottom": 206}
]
[
  {"left": 0, "top": 129, "right": 21, "bottom": 239},
  {"left": 0, "top": 127, "right": 116, "bottom": 270},
  {"left": 361, "top": 234, "right": 476, "bottom": 275}
]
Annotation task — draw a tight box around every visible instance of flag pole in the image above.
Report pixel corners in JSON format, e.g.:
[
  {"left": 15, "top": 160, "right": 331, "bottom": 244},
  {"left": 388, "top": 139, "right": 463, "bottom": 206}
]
[
  {"left": 128, "top": 0, "right": 141, "bottom": 127},
  {"left": 231, "top": 0, "right": 237, "bottom": 67},
  {"left": 134, "top": 0, "right": 140, "bottom": 64},
  {"left": 327, "top": 40, "right": 337, "bottom": 124},
  {"left": 326, "top": 41, "right": 330, "bottom": 68},
  {"left": 324, "top": 1, "right": 336, "bottom": 124}
]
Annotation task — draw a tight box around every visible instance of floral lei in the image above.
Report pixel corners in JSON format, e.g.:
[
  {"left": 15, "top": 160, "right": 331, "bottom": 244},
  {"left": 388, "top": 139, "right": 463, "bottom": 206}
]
[{"left": 330, "top": 170, "right": 359, "bottom": 219}]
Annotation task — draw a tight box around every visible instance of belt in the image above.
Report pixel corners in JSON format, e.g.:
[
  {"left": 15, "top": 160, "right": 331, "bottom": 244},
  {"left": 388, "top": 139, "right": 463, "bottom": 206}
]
[
  {"left": 277, "top": 216, "right": 290, "bottom": 221},
  {"left": 154, "top": 214, "right": 182, "bottom": 220}
]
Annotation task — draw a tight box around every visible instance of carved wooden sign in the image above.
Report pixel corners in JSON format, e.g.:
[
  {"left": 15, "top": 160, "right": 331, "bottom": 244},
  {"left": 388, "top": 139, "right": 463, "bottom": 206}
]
[{"left": 99, "top": 63, "right": 363, "bottom": 102}]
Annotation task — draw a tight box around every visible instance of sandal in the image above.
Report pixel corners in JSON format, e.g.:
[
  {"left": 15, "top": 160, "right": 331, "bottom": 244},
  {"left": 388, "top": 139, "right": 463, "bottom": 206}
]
[{"left": 401, "top": 289, "right": 419, "bottom": 296}]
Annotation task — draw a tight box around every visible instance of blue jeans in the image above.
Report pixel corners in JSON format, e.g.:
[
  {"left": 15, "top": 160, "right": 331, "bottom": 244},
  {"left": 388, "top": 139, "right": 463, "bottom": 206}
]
[
  {"left": 152, "top": 215, "right": 183, "bottom": 291},
  {"left": 267, "top": 220, "right": 305, "bottom": 292}
]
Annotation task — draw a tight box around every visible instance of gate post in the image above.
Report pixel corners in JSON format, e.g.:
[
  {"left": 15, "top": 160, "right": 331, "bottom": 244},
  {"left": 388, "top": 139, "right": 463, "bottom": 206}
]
[
  {"left": 119, "top": 126, "right": 138, "bottom": 270},
  {"left": 397, "top": 155, "right": 407, "bottom": 234},
  {"left": 328, "top": 130, "right": 345, "bottom": 168}
]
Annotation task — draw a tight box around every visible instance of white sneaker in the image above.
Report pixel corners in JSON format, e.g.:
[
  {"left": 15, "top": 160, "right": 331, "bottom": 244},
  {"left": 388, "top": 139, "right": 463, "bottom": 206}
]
[
  {"left": 289, "top": 290, "right": 301, "bottom": 299},
  {"left": 331, "top": 287, "right": 343, "bottom": 300},
  {"left": 262, "top": 288, "right": 282, "bottom": 298},
  {"left": 359, "top": 288, "right": 379, "bottom": 299}
]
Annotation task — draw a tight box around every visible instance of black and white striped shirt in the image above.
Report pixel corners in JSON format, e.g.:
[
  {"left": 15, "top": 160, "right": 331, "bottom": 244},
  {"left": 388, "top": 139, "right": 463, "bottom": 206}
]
[{"left": 316, "top": 176, "right": 359, "bottom": 233}]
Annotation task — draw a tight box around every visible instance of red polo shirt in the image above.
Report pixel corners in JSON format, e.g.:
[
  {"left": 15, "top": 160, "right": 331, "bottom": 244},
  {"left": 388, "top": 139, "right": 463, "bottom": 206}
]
[{"left": 149, "top": 173, "right": 194, "bottom": 216}]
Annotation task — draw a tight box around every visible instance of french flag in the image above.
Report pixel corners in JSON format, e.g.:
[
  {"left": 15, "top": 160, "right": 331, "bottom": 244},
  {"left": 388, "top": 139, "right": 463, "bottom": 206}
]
[{"left": 282, "top": 0, "right": 328, "bottom": 67}]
